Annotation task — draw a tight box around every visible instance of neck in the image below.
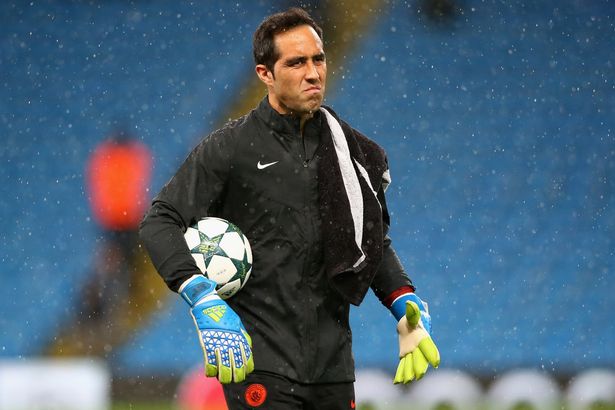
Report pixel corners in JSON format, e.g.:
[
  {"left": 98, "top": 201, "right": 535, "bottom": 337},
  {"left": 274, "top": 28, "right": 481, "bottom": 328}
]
[
  {"left": 299, "top": 112, "right": 315, "bottom": 135},
  {"left": 268, "top": 95, "right": 315, "bottom": 135}
]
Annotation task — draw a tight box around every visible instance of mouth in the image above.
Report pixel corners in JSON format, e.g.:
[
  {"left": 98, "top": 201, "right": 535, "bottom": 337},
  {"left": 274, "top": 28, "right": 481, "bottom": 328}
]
[{"left": 304, "top": 86, "right": 322, "bottom": 94}]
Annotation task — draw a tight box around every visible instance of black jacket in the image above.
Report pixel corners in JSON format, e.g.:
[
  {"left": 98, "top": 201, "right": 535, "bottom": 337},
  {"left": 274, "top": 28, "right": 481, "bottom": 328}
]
[{"left": 140, "top": 98, "right": 412, "bottom": 383}]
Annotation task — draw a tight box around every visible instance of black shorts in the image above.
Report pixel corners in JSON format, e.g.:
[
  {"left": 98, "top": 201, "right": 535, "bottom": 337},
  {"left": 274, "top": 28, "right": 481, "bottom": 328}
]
[{"left": 222, "top": 372, "right": 356, "bottom": 410}]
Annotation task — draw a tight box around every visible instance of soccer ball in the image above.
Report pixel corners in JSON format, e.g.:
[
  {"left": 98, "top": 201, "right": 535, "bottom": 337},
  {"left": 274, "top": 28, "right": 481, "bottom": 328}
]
[{"left": 183, "top": 217, "right": 252, "bottom": 299}]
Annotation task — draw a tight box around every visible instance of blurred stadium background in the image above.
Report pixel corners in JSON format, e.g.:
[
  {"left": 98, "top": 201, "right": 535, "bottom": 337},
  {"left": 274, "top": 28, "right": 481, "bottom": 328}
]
[{"left": 1, "top": 0, "right": 614, "bottom": 409}]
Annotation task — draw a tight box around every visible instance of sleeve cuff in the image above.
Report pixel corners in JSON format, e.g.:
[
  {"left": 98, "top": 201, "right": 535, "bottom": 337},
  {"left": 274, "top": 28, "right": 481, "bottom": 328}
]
[
  {"left": 179, "top": 275, "right": 216, "bottom": 306},
  {"left": 382, "top": 285, "right": 415, "bottom": 308}
]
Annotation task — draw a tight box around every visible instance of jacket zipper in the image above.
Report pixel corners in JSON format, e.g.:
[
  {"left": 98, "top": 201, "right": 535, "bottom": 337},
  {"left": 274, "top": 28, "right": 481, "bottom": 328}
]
[{"left": 298, "top": 132, "right": 318, "bottom": 381}]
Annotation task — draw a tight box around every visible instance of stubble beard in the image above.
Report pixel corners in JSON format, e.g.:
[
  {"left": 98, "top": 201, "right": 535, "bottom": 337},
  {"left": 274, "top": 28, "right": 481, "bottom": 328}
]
[
  {"left": 301, "top": 92, "right": 325, "bottom": 116},
  {"left": 276, "top": 87, "right": 325, "bottom": 118}
]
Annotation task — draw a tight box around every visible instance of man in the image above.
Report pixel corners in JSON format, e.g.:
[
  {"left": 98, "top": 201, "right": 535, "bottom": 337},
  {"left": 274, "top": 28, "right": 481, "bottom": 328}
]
[
  {"left": 140, "top": 7, "right": 439, "bottom": 409},
  {"left": 84, "top": 130, "right": 152, "bottom": 322}
]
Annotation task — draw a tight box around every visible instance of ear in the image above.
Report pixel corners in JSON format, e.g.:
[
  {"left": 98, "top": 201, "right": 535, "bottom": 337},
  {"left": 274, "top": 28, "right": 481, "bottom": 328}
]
[{"left": 255, "top": 64, "right": 274, "bottom": 86}]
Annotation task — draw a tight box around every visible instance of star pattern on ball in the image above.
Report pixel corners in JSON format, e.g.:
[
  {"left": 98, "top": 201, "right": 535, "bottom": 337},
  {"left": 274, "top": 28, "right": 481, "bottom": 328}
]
[
  {"left": 192, "top": 231, "right": 225, "bottom": 256},
  {"left": 201, "top": 329, "right": 250, "bottom": 368}
]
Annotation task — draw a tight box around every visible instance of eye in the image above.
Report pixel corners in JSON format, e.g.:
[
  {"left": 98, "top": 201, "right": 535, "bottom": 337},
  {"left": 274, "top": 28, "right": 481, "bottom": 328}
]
[
  {"left": 313, "top": 54, "right": 326, "bottom": 64},
  {"left": 287, "top": 58, "right": 304, "bottom": 67}
]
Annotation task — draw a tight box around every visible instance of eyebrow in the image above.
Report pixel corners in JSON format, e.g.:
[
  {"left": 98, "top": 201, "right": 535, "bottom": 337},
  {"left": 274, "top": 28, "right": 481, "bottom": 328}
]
[{"left": 284, "top": 52, "right": 326, "bottom": 66}]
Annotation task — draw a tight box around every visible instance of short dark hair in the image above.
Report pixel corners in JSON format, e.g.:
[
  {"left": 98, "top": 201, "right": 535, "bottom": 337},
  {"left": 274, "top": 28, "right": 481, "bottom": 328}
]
[{"left": 253, "top": 7, "right": 324, "bottom": 72}]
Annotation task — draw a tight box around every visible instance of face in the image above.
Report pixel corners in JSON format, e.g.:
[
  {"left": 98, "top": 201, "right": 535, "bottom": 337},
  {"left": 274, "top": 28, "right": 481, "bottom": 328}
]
[{"left": 256, "top": 24, "right": 327, "bottom": 118}]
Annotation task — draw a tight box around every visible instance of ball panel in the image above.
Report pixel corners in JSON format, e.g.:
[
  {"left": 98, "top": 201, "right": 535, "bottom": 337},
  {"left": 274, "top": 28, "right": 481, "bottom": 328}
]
[
  {"left": 219, "top": 231, "right": 246, "bottom": 260},
  {"left": 206, "top": 255, "right": 238, "bottom": 284},
  {"left": 217, "top": 279, "right": 241, "bottom": 300},
  {"left": 184, "top": 227, "right": 202, "bottom": 250},
  {"left": 240, "top": 268, "right": 252, "bottom": 289},
  {"left": 191, "top": 254, "right": 207, "bottom": 274},
  {"left": 198, "top": 217, "right": 228, "bottom": 238},
  {"left": 243, "top": 235, "right": 252, "bottom": 263}
]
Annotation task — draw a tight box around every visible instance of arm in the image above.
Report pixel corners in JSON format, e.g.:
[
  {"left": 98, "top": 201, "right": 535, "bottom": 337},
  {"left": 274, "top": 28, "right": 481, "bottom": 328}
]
[
  {"left": 139, "top": 128, "right": 253, "bottom": 383},
  {"left": 369, "top": 175, "right": 440, "bottom": 384},
  {"left": 140, "top": 128, "right": 233, "bottom": 291},
  {"left": 369, "top": 183, "right": 414, "bottom": 303}
]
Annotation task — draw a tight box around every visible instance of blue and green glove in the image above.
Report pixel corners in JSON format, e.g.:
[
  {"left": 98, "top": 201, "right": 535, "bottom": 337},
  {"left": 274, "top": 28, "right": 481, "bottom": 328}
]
[
  {"left": 179, "top": 275, "right": 254, "bottom": 383},
  {"left": 391, "top": 293, "right": 440, "bottom": 384}
]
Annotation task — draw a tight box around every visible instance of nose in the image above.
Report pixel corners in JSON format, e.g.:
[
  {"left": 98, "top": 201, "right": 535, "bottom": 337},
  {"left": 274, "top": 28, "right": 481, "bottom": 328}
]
[{"left": 305, "top": 60, "right": 320, "bottom": 81}]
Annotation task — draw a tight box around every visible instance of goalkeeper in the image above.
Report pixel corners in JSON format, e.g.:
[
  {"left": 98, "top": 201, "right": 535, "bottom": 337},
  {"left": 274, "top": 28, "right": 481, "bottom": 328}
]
[{"left": 140, "top": 7, "right": 439, "bottom": 409}]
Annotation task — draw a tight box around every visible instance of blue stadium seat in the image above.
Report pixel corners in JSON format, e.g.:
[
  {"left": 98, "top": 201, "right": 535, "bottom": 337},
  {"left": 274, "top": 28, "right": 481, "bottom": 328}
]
[
  {"left": 327, "top": 0, "right": 615, "bottom": 374},
  {"left": 2, "top": 0, "right": 614, "bottom": 379},
  {"left": 0, "top": 0, "right": 274, "bottom": 357}
]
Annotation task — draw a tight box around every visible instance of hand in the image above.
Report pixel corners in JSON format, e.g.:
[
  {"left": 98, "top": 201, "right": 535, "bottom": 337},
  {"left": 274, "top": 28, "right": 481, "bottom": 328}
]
[
  {"left": 180, "top": 275, "right": 255, "bottom": 383},
  {"left": 394, "top": 300, "right": 440, "bottom": 384}
]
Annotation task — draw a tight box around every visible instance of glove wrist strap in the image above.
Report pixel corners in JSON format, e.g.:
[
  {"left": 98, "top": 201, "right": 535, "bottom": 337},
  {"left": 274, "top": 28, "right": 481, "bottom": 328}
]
[
  {"left": 179, "top": 275, "right": 216, "bottom": 307},
  {"left": 390, "top": 293, "right": 422, "bottom": 322}
]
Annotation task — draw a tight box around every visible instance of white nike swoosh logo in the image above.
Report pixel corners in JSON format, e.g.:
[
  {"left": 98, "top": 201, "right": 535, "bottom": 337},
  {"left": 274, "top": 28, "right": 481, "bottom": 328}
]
[{"left": 257, "top": 160, "right": 279, "bottom": 170}]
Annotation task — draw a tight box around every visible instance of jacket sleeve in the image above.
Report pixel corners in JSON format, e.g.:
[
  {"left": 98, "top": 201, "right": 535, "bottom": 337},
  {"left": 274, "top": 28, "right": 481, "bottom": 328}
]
[
  {"left": 139, "top": 128, "right": 235, "bottom": 292},
  {"left": 369, "top": 178, "right": 415, "bottom": 304}
]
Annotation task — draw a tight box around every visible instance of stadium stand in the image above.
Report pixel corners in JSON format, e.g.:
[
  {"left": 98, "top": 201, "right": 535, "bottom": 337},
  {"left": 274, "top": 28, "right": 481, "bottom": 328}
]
[
  {"left": 0, "top": 0, "right": 274, "bottom": 357},
  {"left": 1, "top": 1, "right": 614, "bottom": 405},
  {"left": 326, "top": 0, "right": 615, "bottom": 374}
]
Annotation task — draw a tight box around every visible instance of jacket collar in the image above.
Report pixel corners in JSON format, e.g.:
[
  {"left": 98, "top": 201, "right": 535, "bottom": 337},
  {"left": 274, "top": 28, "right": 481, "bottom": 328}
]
[{"left": 255, "top": 96, "right": 322, "bottom": 137}]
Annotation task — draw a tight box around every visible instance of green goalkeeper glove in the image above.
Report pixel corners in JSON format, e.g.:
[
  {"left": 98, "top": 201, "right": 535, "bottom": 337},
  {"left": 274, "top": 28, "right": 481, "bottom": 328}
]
[{"left": 394, "top": 300, "right": 440, "bottom": 384}]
